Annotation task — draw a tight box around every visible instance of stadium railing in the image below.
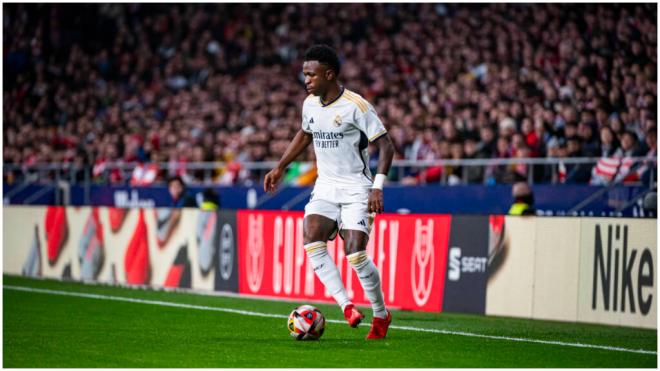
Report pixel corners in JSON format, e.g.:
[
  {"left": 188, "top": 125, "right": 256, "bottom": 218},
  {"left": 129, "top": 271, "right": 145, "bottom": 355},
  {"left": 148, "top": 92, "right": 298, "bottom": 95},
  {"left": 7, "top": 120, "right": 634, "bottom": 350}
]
[{"left": 3, "top": 157, "right": 655, "bottom": 188}]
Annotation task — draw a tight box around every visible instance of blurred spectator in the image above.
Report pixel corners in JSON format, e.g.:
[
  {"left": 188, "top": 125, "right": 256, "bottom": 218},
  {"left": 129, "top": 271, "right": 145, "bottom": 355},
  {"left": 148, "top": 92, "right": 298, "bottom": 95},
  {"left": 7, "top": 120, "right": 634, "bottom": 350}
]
[
  {"left": 564, "top": 137, "right": 592, "bottom": 183},
  {"left": 615, "top": 131, "right": 645, "bottom": 158},
  {"left": 477, "top": 126, "right": 497, "bottom": 158},
  {"left": 168, "top": 176, "right": 197, "bottom": 207},
  {"left": 445, "top": 140, "right": 464, "bottom": 185},
  {"left": 639, "top": 127, "right": 657, "bottom": 184},
  {"left": 487, "top": 136, "right": 512, "bottom": 183},
  {"left": 599, "top": 126, "right": 620, "bottom": 157},
  {"left": 578, "top": 122, "right": 599, "bottom": 157},
  {"left": 590, "top": 129, "right": 652, "bottom": 185},
  {"left": 2, "top": 3, "right": 656, "bottom": 185},
  {"left": 200, "top": 188, "right": 221, "bottom": 211},
  {"left": 463, "top": 137, "right": 485, "bottom": 183},
  {"left": 508, "top": 182, "right": 536, "bottom": 216}
]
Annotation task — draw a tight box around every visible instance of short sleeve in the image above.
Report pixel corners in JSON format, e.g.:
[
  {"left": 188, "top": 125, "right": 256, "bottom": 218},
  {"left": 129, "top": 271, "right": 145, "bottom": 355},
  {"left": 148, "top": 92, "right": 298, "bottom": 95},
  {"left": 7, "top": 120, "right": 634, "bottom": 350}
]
[
  {"left": 301, "top": 100, "right": 312, "bottom": 133},
  {"left": 355, "top": 101, "right": 387, "bottom": 142}
]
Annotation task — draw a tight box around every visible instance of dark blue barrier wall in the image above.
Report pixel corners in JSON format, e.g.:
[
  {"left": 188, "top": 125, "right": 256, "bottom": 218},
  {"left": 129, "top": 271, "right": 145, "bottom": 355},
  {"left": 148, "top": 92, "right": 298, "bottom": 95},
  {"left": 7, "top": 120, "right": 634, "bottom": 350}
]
[
  {"left": 2, "top": 184, "right": 57, "bottom": 205},
  {"left": 4, "top": 183, "right": 653, "bottom": 217}
]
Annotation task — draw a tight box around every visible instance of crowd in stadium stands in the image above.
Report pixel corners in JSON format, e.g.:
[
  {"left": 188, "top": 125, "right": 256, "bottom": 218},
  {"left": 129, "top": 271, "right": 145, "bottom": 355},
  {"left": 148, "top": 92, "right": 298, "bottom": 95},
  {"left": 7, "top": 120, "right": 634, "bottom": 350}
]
[{"left": 3, "top": 3, "right": 657, "bottom": 186}]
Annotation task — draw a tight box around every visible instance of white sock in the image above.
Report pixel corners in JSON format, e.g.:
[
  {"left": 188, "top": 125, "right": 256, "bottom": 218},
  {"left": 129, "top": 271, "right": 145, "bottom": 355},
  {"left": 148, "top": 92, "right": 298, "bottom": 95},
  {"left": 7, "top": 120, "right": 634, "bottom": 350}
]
[
  {"left": 348, "top": 250, "right": 388, "bottom": 319},
  {"left": 304, "top": 242, "right": 352, "bottom": 311}
]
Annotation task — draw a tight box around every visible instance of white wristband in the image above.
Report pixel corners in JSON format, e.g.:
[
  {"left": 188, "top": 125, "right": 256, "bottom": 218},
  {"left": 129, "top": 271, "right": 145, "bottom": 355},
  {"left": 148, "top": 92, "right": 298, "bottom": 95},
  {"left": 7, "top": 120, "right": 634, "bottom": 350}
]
[{"left": 372, "top": 173, "right": 386, "bottom": 189}]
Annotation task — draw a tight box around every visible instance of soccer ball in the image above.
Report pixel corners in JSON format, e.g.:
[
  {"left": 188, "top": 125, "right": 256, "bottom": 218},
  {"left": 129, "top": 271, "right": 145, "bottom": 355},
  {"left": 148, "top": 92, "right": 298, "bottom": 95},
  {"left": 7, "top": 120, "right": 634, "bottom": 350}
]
[{"left": 287, "top": 305, "right": 325, "bottom": 340}]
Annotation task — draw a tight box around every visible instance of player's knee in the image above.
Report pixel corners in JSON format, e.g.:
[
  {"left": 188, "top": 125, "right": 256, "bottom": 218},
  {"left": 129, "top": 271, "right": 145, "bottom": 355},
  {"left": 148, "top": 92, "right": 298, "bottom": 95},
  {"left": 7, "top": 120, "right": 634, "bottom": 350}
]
[
  {"left": 344, "top": 242, "right": 362, "bottom": 256},
  {"left": 303, "top": 229, "right": 322, "bottom": 245},
  {"left": 303, "top": 217, "right": 333, "bottom": 244},
  {"left": 303, "top": 221, "right": 318, "bottom": 244},
  {"left": 343, "top": 230, "right": 368, "bottom": 256}
]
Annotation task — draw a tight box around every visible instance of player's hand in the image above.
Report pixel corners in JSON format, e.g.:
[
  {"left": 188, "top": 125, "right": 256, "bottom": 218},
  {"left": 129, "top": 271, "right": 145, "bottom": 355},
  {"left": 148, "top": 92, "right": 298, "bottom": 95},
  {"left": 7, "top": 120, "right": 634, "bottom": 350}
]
[
  {"left": 264, "top": 167, "right": 284, "bottom": 193},
  {"left": 368, "top": 188, "right": 384, "bottom": 214}
]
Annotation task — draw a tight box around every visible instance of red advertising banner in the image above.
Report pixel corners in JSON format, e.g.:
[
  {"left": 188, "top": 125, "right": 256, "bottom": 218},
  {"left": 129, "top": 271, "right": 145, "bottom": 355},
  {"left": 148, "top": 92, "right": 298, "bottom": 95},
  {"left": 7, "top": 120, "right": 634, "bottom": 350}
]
[{"left": 237, "top": 210, "right": 451, "bottom": 312}]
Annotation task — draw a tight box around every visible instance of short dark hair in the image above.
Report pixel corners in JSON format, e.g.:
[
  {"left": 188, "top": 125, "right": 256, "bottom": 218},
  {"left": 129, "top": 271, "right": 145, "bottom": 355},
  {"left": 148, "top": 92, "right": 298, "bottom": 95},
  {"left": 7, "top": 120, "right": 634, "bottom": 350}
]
[
  {"left": 167, "top": 175, "right": 185, "bottom": 187},
  {"left": 304, "top": 44, "right": 341, "bottom": 75},
  {"left": 623, "top": 130, "right": 638, "bottom": 142}
]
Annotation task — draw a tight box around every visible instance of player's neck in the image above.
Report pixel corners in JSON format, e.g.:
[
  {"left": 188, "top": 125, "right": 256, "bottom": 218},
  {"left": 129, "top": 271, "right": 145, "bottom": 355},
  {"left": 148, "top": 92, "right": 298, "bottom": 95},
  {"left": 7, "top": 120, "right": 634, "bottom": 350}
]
[{"left": 320, "top": 84, "right": 343, "bottom": 105}]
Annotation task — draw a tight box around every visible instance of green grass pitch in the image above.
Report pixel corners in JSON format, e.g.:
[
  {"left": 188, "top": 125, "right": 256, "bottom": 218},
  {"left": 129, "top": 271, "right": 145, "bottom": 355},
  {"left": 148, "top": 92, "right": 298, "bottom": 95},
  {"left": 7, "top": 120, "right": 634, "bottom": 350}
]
[{"left": 3, "top": 275, "right": 657, "bottom": 368}]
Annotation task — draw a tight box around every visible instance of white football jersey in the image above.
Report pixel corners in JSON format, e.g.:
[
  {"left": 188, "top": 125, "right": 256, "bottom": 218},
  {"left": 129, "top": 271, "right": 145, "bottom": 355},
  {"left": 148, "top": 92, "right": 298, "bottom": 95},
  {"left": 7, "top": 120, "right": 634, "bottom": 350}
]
[{"left": 301, "top": 87, "right": 387, "bottom": 188}]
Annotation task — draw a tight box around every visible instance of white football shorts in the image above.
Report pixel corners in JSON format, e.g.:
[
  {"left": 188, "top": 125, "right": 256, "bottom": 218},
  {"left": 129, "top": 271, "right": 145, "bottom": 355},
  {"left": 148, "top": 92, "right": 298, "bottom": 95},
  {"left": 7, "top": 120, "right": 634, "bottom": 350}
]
[{"left": 304, "top": 183, "right": 374, "bottom": 238}]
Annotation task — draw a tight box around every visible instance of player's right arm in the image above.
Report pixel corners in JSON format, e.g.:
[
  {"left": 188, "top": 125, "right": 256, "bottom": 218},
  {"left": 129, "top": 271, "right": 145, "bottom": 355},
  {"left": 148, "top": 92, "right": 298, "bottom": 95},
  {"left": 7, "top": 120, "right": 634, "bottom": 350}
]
[{"left": 263, "top": 129, "right": 313, "bottom": 193}]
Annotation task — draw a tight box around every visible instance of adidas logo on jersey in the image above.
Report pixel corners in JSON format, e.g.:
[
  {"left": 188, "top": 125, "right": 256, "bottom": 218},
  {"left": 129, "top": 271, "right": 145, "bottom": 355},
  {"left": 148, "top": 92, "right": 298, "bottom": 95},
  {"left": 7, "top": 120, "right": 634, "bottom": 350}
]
[
  {"left": 309, "top": 117, "right": 314, "bottom": 124},
  {"left": 358, "top": 220, "right": 367, "bottom": 227}
]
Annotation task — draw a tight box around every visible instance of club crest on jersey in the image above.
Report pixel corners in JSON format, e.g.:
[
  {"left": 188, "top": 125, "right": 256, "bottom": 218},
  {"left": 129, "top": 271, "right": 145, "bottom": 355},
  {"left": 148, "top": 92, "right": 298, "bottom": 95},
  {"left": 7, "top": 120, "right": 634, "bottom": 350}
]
[{"left": 333, "top": 115, "right": 342, "bottom": 127}]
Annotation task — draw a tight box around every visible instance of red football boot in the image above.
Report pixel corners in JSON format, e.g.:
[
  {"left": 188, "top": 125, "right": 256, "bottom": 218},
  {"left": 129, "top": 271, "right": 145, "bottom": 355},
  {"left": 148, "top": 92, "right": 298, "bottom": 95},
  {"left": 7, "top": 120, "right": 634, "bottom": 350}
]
[
  {"left": 366, "top": 311, "right": 392, "bottom": 340},
  {"left": 343, "top": 304, "right": 365, "bottom": 328}
]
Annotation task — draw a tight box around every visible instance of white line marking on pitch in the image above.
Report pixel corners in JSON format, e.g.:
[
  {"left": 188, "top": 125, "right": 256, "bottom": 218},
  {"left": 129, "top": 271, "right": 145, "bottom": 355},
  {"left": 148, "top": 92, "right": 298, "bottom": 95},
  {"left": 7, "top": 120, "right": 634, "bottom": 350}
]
[{"left": 4, "top": 285, "right": 656, "bottom": 356}]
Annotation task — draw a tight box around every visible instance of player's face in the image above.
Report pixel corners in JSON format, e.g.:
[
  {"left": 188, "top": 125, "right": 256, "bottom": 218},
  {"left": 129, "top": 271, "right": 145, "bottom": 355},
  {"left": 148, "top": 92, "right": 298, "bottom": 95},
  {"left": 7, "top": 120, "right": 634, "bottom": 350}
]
[{"left": 302, "top": 60, "right": 330, "bottom": 96}]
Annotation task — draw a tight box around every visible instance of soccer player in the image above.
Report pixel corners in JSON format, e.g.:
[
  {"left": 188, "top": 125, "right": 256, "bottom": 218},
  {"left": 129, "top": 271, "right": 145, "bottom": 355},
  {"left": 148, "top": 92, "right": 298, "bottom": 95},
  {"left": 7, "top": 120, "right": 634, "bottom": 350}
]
[{"left": 264, "top": 44, "right": 395, "bottom": 340}]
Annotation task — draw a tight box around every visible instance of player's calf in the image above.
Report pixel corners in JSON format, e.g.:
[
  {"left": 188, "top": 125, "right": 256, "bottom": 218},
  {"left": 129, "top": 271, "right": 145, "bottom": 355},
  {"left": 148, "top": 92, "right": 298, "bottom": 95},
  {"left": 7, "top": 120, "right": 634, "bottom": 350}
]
[
  {"left": 304, "top": 241, "right": 352, "bottom": 310},
  {"left": 347, "top": 250, "right": 388, "bottom": 319}
]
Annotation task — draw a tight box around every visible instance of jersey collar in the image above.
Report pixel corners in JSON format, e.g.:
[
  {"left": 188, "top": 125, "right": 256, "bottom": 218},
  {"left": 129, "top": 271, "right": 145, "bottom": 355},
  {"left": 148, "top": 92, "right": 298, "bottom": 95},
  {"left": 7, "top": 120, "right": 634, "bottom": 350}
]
[{"left": 320, "top": 86, "right": 345, "bottom": 107}]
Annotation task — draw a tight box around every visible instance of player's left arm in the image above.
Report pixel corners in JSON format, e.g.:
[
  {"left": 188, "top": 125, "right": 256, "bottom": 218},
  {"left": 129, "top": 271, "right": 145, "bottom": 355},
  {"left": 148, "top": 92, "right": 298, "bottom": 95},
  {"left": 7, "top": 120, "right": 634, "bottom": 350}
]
[{"left": 369, "top": 133, "right": 395, "bottom": 214}]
